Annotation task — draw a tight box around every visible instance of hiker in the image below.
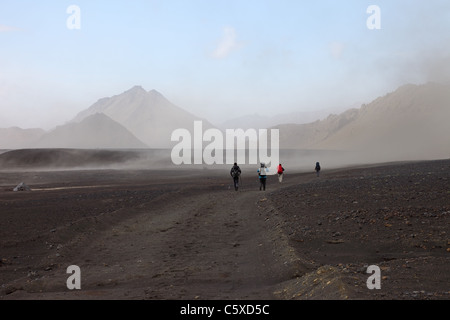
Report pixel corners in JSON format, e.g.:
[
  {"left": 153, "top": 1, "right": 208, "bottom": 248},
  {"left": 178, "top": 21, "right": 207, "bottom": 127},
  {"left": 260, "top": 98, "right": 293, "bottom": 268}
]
[
  {"left": 315, "top": 162, "right": 321, "bottom": 177},
  {"left": 257, "top": 162, "right": 268, "bottom": 191},
  {"left": 230, "top": 162, "right": 241, "bottom": 191},
  {"left": 277, "top": 163, "right": 285, "bottom": 183}
]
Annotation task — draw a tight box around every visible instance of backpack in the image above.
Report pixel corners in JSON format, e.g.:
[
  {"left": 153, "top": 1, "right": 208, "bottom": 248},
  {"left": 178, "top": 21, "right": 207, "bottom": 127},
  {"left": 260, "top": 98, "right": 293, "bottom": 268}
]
[
  {"left": 259, "top": 167, "right": 267, "bottom": 176},
  {"left": 231, "top": 166, "right": 240, "bottom": 178},
  {"left": 277, "top": 165, "right": 284, "bottom": 174}
]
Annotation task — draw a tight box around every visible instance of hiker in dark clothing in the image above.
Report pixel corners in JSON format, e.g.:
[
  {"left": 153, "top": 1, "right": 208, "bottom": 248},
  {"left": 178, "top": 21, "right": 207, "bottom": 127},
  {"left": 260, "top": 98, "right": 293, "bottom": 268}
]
[
  {"left": 315, "top": 162, "right": 321, "bottom": 177},
  {"left": 230, "top": 163, "right": 241, "bottom": 191}
]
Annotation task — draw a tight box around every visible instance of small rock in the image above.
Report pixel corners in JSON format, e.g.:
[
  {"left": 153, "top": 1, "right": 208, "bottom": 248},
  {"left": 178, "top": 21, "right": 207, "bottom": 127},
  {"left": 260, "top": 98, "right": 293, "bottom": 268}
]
[
  {"left": 27, "top": 271, "right": 37, "bottom": 277},
  {"left": 13, "top": 182, "right": 31, "bottom": 192}
]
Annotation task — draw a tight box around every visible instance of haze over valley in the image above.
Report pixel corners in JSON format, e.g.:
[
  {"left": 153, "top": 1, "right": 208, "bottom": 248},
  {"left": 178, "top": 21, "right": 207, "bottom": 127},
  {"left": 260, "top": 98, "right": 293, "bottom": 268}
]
[{"left": 0, "top": 82, "right": 449, "bottom": 170}]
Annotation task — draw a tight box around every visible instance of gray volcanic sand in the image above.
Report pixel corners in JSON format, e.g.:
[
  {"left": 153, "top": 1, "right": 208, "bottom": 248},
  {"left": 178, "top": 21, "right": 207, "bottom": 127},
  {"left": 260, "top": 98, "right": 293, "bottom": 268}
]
[{"left": 0, "top": 154, "right": 449, "bottom": 300}]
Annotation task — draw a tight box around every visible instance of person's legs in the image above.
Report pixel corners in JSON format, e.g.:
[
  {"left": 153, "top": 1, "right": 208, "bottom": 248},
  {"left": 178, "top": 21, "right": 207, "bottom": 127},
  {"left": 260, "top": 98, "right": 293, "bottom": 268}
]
[
  {"left": 278, "top": 173, "right": 283, "bottom": 183},
  {"left": 234, "top": 177, "right": 239, "bottom": 190},
  {"left": 262, "top": 177, "right": 266, "bottom": 190}
]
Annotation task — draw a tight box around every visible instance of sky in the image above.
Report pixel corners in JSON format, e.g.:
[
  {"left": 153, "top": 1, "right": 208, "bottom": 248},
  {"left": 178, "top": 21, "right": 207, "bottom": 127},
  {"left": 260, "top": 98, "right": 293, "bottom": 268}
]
[{"left": 1, "top": 0, "right": 450, "bottom": 129}]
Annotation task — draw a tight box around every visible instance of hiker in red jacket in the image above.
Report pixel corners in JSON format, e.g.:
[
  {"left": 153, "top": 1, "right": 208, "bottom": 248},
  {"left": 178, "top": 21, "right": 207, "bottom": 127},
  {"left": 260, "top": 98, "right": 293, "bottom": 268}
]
[{"left": 277, "top": 163, "right": 285, "bottom": 183}]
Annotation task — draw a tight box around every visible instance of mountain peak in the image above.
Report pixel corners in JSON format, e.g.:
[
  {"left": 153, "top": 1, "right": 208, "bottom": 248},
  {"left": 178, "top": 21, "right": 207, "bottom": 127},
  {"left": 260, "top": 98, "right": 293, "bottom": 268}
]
[
  {"left": 123, "top": 86, "right": 165, "bottom": 98},
  {"left": 124, "top": 85, "right": 147, "bottom": 94},
  {"left": 70, "top": 86, "right": 212, "bottom": 148}
]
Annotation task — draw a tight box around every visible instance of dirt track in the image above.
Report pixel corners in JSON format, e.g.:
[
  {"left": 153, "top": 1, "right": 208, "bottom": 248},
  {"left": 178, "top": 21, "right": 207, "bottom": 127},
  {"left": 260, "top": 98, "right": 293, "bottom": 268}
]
[
  {"left": 0, "top": 169, "right": 300, "bottom": 299},
  {"left": 0, "top": 160, "right": 449, "bottom": 300}
]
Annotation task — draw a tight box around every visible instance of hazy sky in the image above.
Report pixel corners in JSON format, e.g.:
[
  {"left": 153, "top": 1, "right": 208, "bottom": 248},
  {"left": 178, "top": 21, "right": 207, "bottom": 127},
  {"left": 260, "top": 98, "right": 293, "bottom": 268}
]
[{"left": 1, "top": 0, "right": 450, "bottom": 129}]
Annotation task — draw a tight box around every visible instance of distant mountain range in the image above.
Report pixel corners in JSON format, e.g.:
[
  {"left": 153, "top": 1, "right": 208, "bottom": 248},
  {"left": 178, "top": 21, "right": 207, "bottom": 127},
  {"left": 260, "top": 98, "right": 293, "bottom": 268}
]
[
  {"left": 71, "top": 86, "right": 213, "bottom": 148},
  {"left": 274, "top": 82, "right": 450, "bottom": 162},
  {"left": 1, "top": 83, "right": 449, "bottom": 165},
  {"left": 0, "top": 86, "right": 213, "bottom": 149},
  {"left": 219, "top": 104, "right": 356, "bottom": 130}
]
